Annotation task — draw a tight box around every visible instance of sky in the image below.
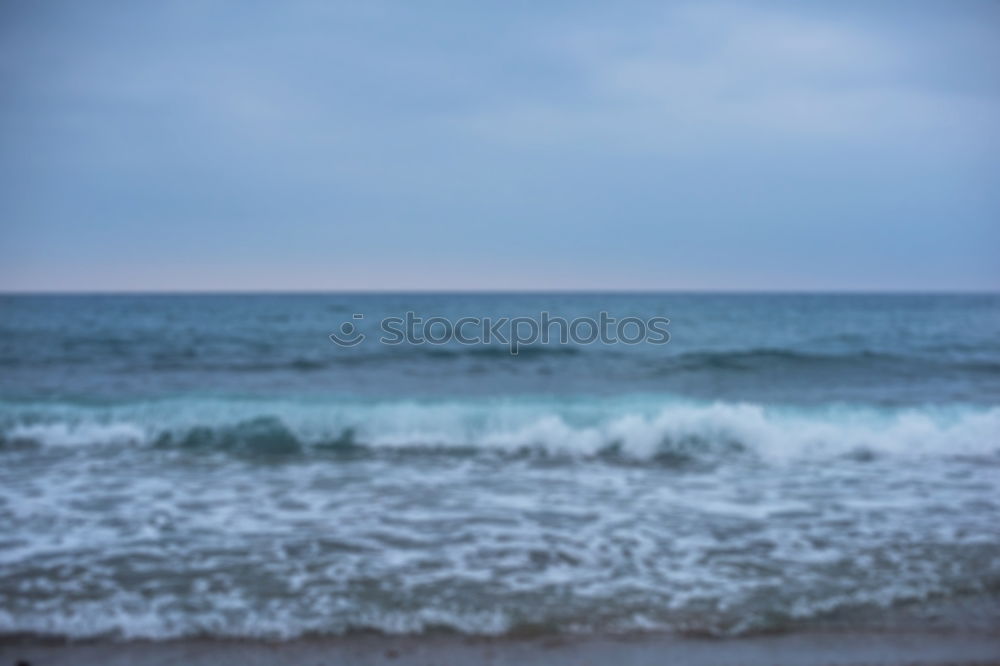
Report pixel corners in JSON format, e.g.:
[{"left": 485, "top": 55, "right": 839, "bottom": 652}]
[{"left": 1, "top": 0, "right": 998, "bottom": 291}]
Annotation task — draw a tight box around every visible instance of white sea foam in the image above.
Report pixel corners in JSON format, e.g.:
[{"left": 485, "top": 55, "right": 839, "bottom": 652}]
[
  {"left": 4, "top": 421, "right": 146, "bottom": 448},
  {"left": 2, "top": 398, "right": 999, "bottom": 640}
]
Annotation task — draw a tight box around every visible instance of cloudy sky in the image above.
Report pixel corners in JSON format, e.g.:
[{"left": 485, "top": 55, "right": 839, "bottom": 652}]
[{"left": 1, "top": 1, "right": 998, "bottom": 291}]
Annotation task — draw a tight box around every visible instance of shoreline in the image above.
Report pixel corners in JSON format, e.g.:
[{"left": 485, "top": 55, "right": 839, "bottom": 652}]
[{"left": 4, "top": 630, "right": 1000, "bottom": 666}]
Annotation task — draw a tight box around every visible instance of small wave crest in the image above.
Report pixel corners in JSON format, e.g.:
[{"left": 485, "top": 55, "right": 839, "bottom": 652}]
[{"left": 658, "top": 347, "right": 1000, "bottom": 375}]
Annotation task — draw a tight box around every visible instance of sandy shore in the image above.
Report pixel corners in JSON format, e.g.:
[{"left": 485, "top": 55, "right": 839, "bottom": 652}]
[{"left": 3, "top": 631, "right": 999, "bottom": 666}]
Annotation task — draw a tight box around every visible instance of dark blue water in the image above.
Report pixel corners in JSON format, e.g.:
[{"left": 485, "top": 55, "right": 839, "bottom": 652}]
[
  {"left": 1, "top": 293, "right": 998, "bottom": 639},
  {"left": 2, "top": 293, "right": 999, "bottom": 403}
]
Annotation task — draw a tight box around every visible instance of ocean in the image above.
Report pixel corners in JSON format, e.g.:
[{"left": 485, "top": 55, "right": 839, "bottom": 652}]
[{"left": 1, "top": 293, "right": 998, "bottom": 640}]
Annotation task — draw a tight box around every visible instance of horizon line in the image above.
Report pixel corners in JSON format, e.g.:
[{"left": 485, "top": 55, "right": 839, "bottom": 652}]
[{"left": 2, "top": 288, "right": 998, "bottom": 296}]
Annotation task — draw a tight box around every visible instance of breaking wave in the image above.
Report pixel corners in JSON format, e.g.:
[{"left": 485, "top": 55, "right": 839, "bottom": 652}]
[{"left": 2, "top": 396, "right": 998, "bottom": 463}]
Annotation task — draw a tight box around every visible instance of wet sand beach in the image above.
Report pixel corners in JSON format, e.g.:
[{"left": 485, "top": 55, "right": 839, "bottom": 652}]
[{"left": 4, "top": 631, "right": 1000, "bottom": 666}]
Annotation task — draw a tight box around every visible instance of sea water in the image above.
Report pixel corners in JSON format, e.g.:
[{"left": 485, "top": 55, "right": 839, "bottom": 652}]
[{"left": 1, "top": 293, "right": 998, "bottom": 638}]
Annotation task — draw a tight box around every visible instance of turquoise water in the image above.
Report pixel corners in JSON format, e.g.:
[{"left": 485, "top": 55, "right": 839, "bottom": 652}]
[{"left": 1, "top": 293, "right": 998, "bottom": 638}]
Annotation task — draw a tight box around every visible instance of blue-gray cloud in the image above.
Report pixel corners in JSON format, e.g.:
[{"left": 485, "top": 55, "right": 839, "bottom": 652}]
[{"left": 1, "top": 0, "right": 998, "bottom": 290}]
